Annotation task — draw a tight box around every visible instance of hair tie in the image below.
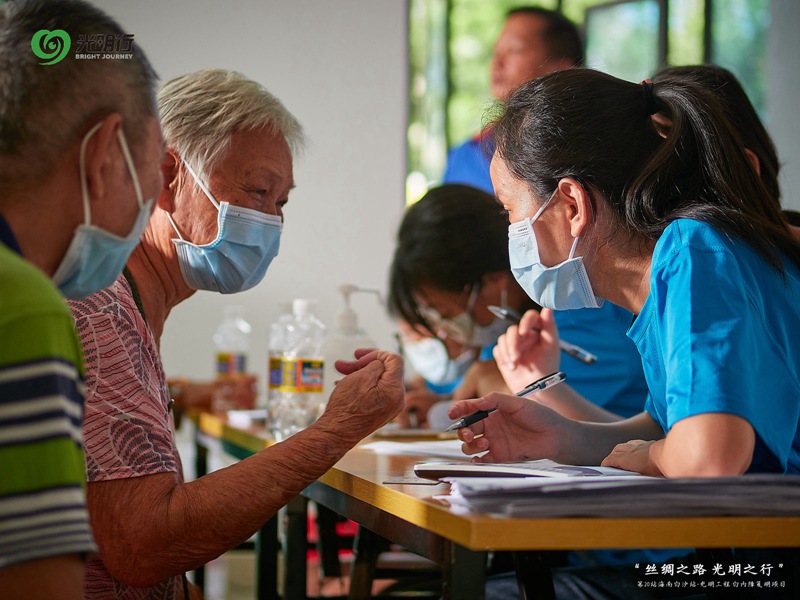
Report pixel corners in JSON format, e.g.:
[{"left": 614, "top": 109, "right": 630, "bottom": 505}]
[{"left": 641, "top": 79, "right": 657, "bottom": 115}]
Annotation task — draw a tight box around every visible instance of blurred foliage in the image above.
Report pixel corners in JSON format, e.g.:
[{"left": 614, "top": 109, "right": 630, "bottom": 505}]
[
  {"left": 712, "top": 0, "right": 770, "bottom": 119},
  {"left": 407, "top": 0, "right": 769, "bottom": 203}
]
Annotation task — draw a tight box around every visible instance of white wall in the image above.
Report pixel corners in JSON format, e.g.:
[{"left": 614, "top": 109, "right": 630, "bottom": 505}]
[
  {"left": 94, "top": 0, "right": 798, "bottom": 400},
  {"left": 94, "top": 0, "right": 409, "bottom": 396},
  {"left": 768, "top": 0, "right": 800, "bottom": 212}
]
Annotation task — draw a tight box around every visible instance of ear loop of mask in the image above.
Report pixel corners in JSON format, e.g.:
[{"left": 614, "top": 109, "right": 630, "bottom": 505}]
[
  {"left": 78, "top": 122, "right": 103, "bottom": 226},
  {"left": 116, "top": 127, "right": 144, "bottom": 209},
  {"left": 79, "top": 122, "right": 145, "bottom": 227},
  {"left": 527, "top": 187, "right": 582, "bottom": 261},
  {"left": 165, "top": 160, "right": 220, "bottom": 242}
]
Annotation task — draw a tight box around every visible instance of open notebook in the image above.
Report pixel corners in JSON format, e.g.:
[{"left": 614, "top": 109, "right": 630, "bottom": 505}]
[{"left": 414, "top": 458, "right": 648, "bottom": 480}]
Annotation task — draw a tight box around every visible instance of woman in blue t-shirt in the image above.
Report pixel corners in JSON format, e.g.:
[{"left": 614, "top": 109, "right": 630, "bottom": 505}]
[{"left": 450, "top": 68, "right": 800, "bottom": 478}]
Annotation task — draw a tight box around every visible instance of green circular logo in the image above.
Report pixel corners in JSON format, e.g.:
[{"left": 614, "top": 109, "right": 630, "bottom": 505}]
[{"left": 31, "top": 29, "right": 71, "bottom": 65}]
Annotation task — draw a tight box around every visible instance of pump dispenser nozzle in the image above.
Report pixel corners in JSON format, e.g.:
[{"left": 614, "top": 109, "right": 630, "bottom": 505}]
[{"left": 335, "top": 285, "right": 382, "bottom": 335}]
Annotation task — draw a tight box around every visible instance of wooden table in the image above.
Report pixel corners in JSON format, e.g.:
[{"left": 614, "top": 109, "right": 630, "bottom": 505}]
[{"left": 192, "top": 412, "right": 800, "bottom": 599}]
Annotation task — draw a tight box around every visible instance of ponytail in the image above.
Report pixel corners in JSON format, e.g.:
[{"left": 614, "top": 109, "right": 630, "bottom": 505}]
[{"left": 492, "top": 68, "right": 800, "bottom": 273}]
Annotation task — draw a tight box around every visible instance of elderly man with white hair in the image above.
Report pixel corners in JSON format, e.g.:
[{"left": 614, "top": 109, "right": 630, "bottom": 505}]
[{"left": 68, "top": 68, "right": 404, "bottom": 599}]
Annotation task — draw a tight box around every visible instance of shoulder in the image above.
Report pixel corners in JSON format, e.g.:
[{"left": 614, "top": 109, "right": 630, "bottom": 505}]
[
  {"left": 654, "top": 219, "right": 731, "bottom": 259},
  {"left": 68, "top": 273, "right": 131, "bottom": 322},
  {"left": 651, "top": 219, "right": 742, "bottom": 278},
  {"left": 0, "top": 245, "right": 82, "bottom": 369},
  {"left": 0, "top": 243, "right": 69, "bottom": 320},
  {"left": 448, "top": 128, "right": 494, "bottom": 155}
]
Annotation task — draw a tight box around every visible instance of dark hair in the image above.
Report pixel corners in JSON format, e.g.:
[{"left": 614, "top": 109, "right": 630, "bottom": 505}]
[
  {"left": 0, "top": 0, "right": 158, "bottom": 187},
  {"left": 491, "top": 68, "right": 800, "bottom": 273},
  {"left": 653, "top": 64, "right": 780, "bottom": 204},
  {"left": 388, "top": 184, "right": 509, "bottom": 331},
  {"left": 785, "top": 210, "right": 800, "bottom": 228},
  {"left": 507, "top": 7, "right": 584, "bottom": 67}
]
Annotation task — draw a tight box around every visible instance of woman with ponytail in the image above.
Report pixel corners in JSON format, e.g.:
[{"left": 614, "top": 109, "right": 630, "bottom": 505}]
[{"left": 450, "top": 68, "right": 800, "bottom": 480}]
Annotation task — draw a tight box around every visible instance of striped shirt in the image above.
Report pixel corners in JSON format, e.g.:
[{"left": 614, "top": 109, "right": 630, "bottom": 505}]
[{"left": 0, "top": 239, "right": 96, "bottom": 568}]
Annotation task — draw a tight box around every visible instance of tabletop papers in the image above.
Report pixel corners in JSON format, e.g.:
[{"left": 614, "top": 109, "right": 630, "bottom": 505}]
[
  {"left": 361, "top": 439, "right": 473, "bottom": 459},
  {"left": 414, "top": 458, "right": 646, "bottom": 480},
  {"left": 440, "top": 473, "right": 800, "bottom": 518}
]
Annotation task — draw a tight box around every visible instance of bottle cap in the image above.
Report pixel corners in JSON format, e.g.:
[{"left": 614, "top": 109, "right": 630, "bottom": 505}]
[{"left": 293, "top": 298, "right": 317, "bottom": 316}]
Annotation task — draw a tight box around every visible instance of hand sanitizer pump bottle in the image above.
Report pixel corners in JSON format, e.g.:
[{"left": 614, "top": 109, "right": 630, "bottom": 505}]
[{"left": 320, "top": 285, "right": 379, "bottom": 403}]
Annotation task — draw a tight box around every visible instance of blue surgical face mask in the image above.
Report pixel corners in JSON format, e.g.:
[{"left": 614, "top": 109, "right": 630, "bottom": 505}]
[
  {"left": 52, "top": 122, "right": 154, "bottom": 299},
  {"left": 167, "top": 161, "right": 282, "bottom": 294},
  {"left": 402, "top": 336, "right": 474, "bottom": 386},
  {"left": 508, "top": 190, "right": 603, "bottom": 310}
]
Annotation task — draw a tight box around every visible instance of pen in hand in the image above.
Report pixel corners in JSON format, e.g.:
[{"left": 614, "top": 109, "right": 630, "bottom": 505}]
[
  {"left": 444, "top": 371, "right": 566, "bottom": 431},
  {"left": 487, "top": 305, "right": 597, "bottom": 365}
]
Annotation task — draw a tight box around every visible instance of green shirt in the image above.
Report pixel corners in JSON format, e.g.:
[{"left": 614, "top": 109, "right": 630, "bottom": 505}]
[{"left": 0, "top": 240, "right": 96, "bottom": 567}]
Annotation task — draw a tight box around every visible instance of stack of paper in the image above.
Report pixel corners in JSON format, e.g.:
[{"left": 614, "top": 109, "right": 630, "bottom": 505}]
[
  {"left": 413, "top": 459, "right": 800, "bottom": 518},
  {"left": 443, "top": 474, "right": 800, "bottom": 518}
]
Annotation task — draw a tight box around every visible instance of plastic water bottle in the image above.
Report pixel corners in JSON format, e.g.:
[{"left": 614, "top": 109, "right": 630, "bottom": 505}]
[
  {"left": 212, "top": 305, "right": 252, "bottom": 412},
  {"left": 267, "top": 301, "right": 293, "bottom": 420},
  {"left": 271, "top": 299, "right": 327, "bottom": 441}
]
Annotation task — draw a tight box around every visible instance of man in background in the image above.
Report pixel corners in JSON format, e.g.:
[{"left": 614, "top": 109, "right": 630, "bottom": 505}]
[
  {"left": 443, "top": 6, "right": 583, "bottom": 192},
  {"left": 0, "top": 0, "right": 163, "bottom": 597}
]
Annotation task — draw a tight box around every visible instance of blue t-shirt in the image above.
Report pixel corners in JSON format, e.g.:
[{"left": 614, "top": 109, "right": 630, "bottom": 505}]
[
  {"left": 556, "top": 303, "right": 647, "bottom": 418},
  {"left": 628, "top": 218, "right": 800, "bottom": 474},
  {"left": 443, "top": 131, "right": 495, "bottom": 194}
]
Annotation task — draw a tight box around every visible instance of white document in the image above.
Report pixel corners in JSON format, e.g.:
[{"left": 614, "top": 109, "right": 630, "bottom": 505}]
[
  {"left": 361, "top": 439, "right": 480, "bottom": 459},
  {"left": 414, "top": 458, "right": 645, "bottom": 480}
]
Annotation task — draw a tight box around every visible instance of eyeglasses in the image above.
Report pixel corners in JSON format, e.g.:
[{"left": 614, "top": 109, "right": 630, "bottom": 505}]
[{"left": 417, "top": 284, "right": 479, "bottom": 346}]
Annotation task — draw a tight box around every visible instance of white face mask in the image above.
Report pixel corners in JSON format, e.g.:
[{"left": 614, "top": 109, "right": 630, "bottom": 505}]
[
  {"left": 52, "top": 122, "right": 154, "bottom": 299},
  {"left": 402, "top": 336, "right": 474, "bottom": 385},
  {"left": 508, "top": 189, "right": 603, "bottom": 310},
  {"left": 420, "top": 285, "right": 510, "bottom": 348}
]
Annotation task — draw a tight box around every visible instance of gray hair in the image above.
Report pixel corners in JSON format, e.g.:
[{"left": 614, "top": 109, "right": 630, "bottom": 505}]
[
  {"left": 157, "top": 69, "right": 305, "bottom": 182},
  {"left": 0, "top": 0, "right": 158, "bottom": 189}
]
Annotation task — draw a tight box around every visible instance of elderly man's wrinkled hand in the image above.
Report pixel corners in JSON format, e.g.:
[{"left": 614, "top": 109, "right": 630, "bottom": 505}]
[{"left": 321, "top": 348, "right": 405, "bottom": 442}]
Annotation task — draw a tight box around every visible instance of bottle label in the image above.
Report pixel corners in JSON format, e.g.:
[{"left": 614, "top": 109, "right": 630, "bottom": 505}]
[
  {"left": 279, "top": 358, "right": 324, "bottom": 393},
  {"left": 268, "top": 356, "right": 283, "bottom": 389},
  {"left": 216, "top": 352, "right": 247, "bottom": 377}
]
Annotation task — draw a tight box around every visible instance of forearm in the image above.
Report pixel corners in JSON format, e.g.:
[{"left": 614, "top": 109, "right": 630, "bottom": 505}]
[
  {"left": 533, "top": 384, "right": 624, "bottom": 423},
  {"left": 0, "top": 555, "right": 85, "bottom": 600},
  {"left": 555, "top": 412, "right": 664, "bottom": 465},
  {"left": 95, "top": 419, "right": 357, "bottom": 586}
]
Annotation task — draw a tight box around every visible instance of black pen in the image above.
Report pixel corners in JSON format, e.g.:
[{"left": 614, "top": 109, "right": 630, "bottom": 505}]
[
  {"left": 444, "top": 371, "right": 566, "bottom": 431},
  {"left": 487, "top": 305, "right": 597, "bottom": 365}
]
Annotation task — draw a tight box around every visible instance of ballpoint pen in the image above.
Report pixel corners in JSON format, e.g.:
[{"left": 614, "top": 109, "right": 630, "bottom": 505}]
[
  {"left": 444, "top": 371, "right": 566, "bottom": 431},
  {"left": 487, "top": 305, "right": 598, "bottom": 365}
]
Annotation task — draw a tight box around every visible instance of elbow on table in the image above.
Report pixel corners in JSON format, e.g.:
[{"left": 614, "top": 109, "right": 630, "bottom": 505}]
[
  {"left": 659, "top": 413, "right": 755, "bottom": 478},
  {"left": 660, "top": 448, "right": 752, "bottom": 478}
]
